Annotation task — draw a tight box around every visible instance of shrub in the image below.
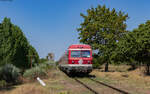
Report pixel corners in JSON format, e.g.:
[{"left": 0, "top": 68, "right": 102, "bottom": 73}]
[
  {"left": 0, "top": 64, "right": 21, "bottom": 84},
  {"left": 39, "top": 61, "right": 53, "bottom": 70},
  {"left": 23, "top": 66, "right": 47, "bottom": 80},
  {"left": 23, "top": 61, "right": 55, "bottom": 80},
  {"left": 92, "top": 55, "right": 105, "bottom": 69},
  {"left": 93, "top": 57, "right": 101, "bottom": 69},
  {"left": 0, "top": 80, "right": 7, "bottom": 88}
]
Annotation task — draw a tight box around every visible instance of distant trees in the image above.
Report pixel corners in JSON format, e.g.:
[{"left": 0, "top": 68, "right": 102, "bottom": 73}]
[
  {"left": 0, "top": 17, "right": 39, "bottom": 69},
  {"left": 113, "top": 21, "right": 150, "bottom": 74},
  {"left": 77, "top": 5, "right": 128, "bottom": 71}
]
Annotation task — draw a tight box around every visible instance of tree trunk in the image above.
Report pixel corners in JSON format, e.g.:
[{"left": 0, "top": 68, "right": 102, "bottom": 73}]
[
  {"left": 105, "top": 62, "right": 109, "bottom": 72},
  {"left": 131, "top": 63, "right": 136, "bottom": 70},
  {"left": 146, "top": 63, "right": 150, "bottom": 75}
]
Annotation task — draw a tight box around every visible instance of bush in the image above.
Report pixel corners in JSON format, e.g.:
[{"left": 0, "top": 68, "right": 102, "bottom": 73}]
[
  {"left": 38, "top": 61, "right": 54, "bottom": 71},
  {"left": 0, "top": 64, "right": 21, "bottom": 84},
  {"left": 92, "top": 55, "right": 105, "bottom": 69},
  {"left": 23, "top": 61, "right": 55, "bottom": 80},
  {"left": 93, "top": 57, "right": 101, "bottom": 68},
  {"left": 0, "top": 80, "right": 7, "bottom": 88},
  {"left": 23, "top": 66, "right": 47, "bottom": 80}
]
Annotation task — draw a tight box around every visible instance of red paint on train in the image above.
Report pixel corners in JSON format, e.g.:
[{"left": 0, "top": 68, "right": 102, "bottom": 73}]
[
  {"left": 59, "top": 44, "right": 93, "bottom": 74},
  {"left": 68, "top": 44, "right": 93, "bottom": 64}
]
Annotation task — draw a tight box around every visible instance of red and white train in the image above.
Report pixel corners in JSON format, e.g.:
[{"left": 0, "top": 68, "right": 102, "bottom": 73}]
[{"left": 59, "top": 44, "right": 93, "bottom": 74}]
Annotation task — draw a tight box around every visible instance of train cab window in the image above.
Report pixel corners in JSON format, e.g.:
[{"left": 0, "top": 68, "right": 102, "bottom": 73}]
[
  {"left": 81, "top": 50, "right": 90, "bottom": 58},
  {"left": 71, "top": 51, "right": 81, "bottom": 57},
  {"left": 71, "top": 50, "right": 91, "bottom": 58}
]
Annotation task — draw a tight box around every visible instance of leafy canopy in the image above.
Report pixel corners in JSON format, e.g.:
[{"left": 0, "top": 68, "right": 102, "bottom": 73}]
[
  {"left": 0, "top": 17, "right": 39, "bottom": 69},
  {"left": 77, "top": 5, "right": 128, "bottom": 64},
  {"left": 114, "top": 20, "right": 150, "bottom": 64}
]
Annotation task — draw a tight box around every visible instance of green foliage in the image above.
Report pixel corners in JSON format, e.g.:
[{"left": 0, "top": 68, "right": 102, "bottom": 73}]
[
  {"left": 23, "top": 61, "right": 54, "bottom": 80},
  {"left": 77, "top": 5, "right": 128, "bottom": 71},
  {"left": 0, "top": 17, "right": 39, "bottom": 69},
  {"left": 39, "top": 58, "right": 48, "bottom": 63},
  {"left": 27, "top": 45, "right": 39, "bottom": 67},
  {"left": 55, "top": 61, "right": 59, "bottom": 66},
  {"left": 0, "top": 64, "right": 20, "bottom": 83},
  {"left": 92, "top": 54, "right": 104, "bottom": 68},
  {"left": 0, "top": 80, "right": 7, "bottom": 88},
  {"left": 115, "top": 21, "right": 150, "bottom": 63},
  {"left": 23, "top": 66, "right": 47, "bottom": 80},
  {"left": 92, "top": 57, "right": 100, "bottom": 68},
  {"left": 39, "top": 61, "right": 54, "bottom": 71},
  {"left": 113, "top": 20, "right": 150, "bottom": 74}
]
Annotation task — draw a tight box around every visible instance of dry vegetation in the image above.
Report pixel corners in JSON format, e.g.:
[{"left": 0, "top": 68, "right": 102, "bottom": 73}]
[
  {"left": 0, "top": 65, "right": 150, "bottom": 94},
  {"left": 0, "top": 68, "right": 90, "bottom": 94},
  {"left": 91, "top": 65, "right": 150, "bottom": 94}
]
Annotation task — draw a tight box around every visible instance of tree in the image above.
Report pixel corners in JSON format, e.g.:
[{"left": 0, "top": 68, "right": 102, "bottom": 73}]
[
  {"left": 111, "top": 31, "right": 138, "bottom": 68},
  {"left": 27, "top": 45, "right": 39, "bottom": 67},
  {"left": 114, "top": 21, "right": 150, "bottom": 74},
  {"left": 0, "top": 17, "right": 39, "bottom": 69},
  {"left": 77, "top": 5, "right": 128, "bottom": 71},
  {"left": 39, "top": 58, "right": 48, "bottom": 63}
]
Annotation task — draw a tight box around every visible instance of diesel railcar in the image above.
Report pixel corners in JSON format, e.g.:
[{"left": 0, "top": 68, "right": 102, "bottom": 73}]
[{"left": 59, "top": 44, "right": 93, "bottom": 74}]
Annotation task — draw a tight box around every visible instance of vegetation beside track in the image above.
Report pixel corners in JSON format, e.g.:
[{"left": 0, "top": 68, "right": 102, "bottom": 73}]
[
  {"left": 91, "top": 65, "right": 150, "bottom": 94},
  {"left": 0, "top": 68, "right": 91, "bottom": 94},
  {"left": 0, "top": 65, "right": 150, "bottom": 94}
]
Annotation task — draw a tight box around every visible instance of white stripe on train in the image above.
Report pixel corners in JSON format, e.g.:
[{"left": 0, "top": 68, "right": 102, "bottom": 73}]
[
  {"left": 68, "top": 49, "right": 91, "bottom": 50},
  {"left": 60, "top": 64, "right": 92, "bottom": 67}
]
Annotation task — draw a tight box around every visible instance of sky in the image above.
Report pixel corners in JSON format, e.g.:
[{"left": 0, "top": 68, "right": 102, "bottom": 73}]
[{"left": 0, "top": 0, "right": 150, "bottom": 60}]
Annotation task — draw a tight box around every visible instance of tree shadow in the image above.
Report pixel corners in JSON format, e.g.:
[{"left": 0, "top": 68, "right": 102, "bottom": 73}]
[
  {"left": 127, "top": 67, "right": 137, "bottom": 71},
  {"left": 0, "top": 86, "right": 16, "bottom": 91}
]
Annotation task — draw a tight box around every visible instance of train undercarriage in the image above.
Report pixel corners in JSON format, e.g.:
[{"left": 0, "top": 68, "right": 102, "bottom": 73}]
[{"left": 59, "top": 64, "right": 92, "bottom": 74}]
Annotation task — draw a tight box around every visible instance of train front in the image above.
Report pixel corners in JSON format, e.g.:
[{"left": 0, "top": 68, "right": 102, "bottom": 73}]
[{"left": 67, "top": 44, "right": 93, "bottom": 74}]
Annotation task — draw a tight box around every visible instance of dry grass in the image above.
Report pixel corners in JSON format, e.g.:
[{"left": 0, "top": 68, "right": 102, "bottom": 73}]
[
  {"left": 0, "top": 83, "right": 49, "bottom": 94},
  {"left": 0, "top": 68, "right": 91, "bottom": 94},
  {"left": 91, "top": 65, "right": 150, "bottom": 94},
  {"left": 44, "top": 69, "right": 91, "bottom": 94},
  {"left": 1, "top": 65, "right": 150, "bottom": 94}
]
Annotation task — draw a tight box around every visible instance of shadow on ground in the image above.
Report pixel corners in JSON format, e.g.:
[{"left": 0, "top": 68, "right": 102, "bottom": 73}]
[{"left": 0, "top": 86, "right": 16, "bottom": 92}]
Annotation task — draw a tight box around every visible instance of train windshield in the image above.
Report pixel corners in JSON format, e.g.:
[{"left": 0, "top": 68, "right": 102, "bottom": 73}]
[
  {"left": 71, "top": 50, "right": 90, "bottom": 58},
  {"left": 81, "top": 50, "right": 90, "bottom": 58}
]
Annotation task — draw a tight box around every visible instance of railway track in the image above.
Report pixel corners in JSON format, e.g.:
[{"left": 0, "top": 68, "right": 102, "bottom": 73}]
[
  {"left": 89, "top": 78, "right": 129, "bottom": 94},
  {"left": 73, "top": 76, "right": 130, "bottom": 94},
  {"left": 74, "top": 78, "right": 99, "bottom": 94}
]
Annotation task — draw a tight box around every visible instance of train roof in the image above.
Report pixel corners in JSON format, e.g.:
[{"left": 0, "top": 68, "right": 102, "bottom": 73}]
[{"left": 68, "top": 44, "right": 91, "bottom": 49}]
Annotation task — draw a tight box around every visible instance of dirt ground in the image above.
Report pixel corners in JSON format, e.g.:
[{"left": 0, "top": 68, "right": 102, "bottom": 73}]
[
  {"left": 0, "top": 66, "right": 150, "bottom": 94},
  {"left": 91, "top": 65, "right": 150, "bottom": 94},
  {"left": 0, "top": 68, "right": 90, "bottom": 94}
]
